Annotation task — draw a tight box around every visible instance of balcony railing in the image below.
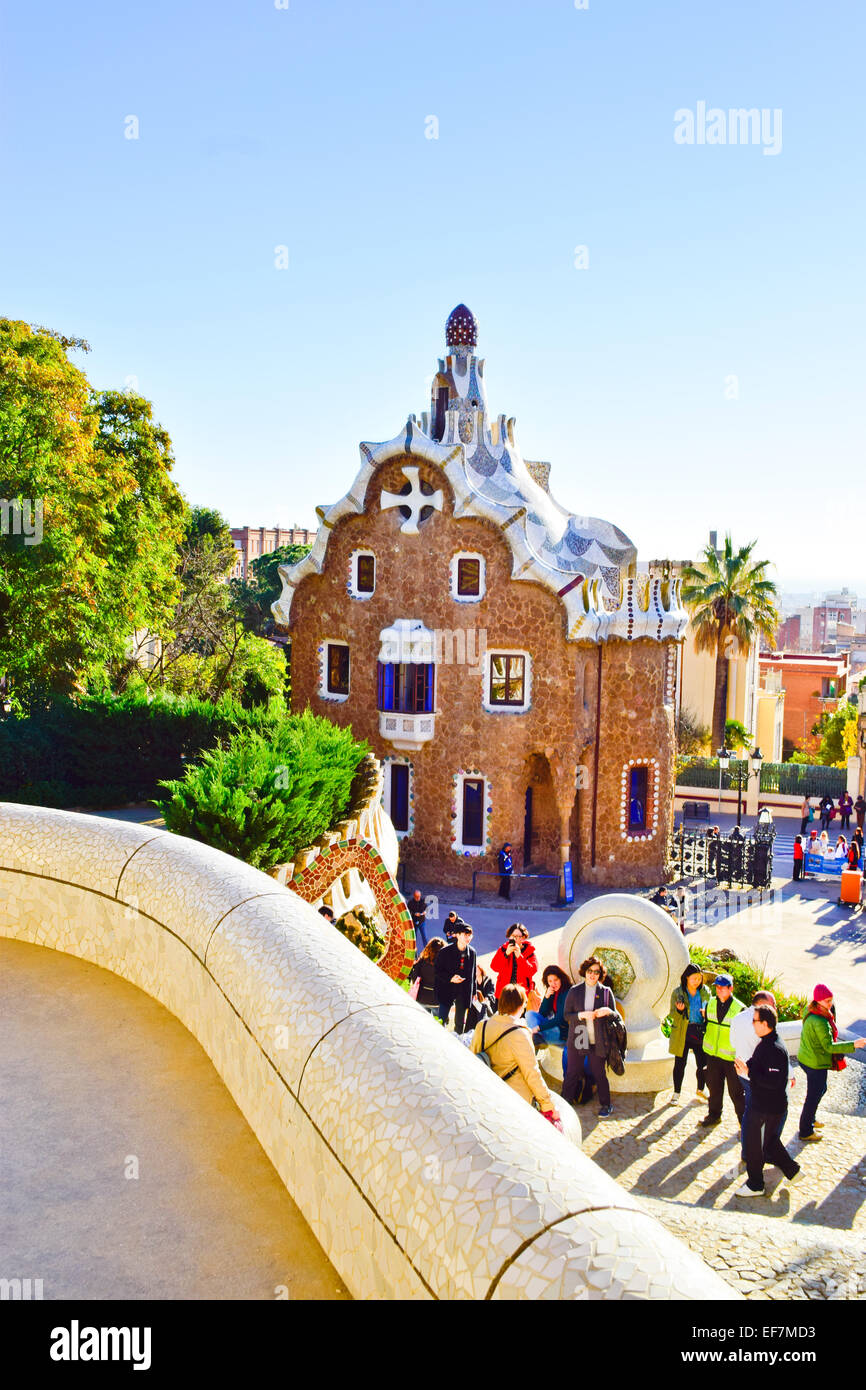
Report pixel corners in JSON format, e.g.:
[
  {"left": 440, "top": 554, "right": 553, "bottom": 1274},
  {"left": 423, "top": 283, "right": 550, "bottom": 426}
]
[{"left": 379, "top": 711, "right": 436, "bottom": 750}]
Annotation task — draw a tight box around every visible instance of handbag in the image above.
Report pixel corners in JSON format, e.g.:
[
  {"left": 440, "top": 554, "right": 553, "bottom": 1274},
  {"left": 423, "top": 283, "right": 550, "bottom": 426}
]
[
  {"left": 408, "top": 976, "right": 421, "bottom": 1001},
  {"left": 526, "top": 988, "right": 541, "bottom": 1012}
]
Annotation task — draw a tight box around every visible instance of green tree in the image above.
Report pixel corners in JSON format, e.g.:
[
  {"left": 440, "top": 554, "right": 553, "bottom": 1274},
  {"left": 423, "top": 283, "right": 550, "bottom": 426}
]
[
  {"left": 680, "top": 536, "right": 780, "bottom": 751},
  {"left": 812, "top": 702, "right": 858, "bottom": 767},
  {"left": 230, "top": 542, "right": 311, "bottom": 637},
  {"left": 0, "top": 320, "right": 185, "bottom": 709}
]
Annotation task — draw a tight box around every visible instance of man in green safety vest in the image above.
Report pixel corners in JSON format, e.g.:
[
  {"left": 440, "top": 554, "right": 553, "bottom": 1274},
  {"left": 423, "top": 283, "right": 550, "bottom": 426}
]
[{"left": 699, "top": 973, "right": 747, "bottom": 1128}]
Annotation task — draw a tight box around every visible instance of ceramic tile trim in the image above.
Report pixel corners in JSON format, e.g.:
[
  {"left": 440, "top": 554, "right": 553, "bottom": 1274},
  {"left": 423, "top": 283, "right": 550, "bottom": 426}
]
[{"left": 0, "top": 802, "right": 735, "bottom": 1301}]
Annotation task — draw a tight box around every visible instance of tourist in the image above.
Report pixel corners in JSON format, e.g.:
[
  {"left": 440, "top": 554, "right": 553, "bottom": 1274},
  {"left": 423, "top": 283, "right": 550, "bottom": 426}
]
[
  {"left": 409, "top": 937, "right": 445, "bottom": 1012},
  {"left": 847, "top": 841, "right": 860, "bottom": 870},
  {"left": 668, "top": 963, "right": 710, "bottom": 1105},
  {"left": 730, "top": 989, "right": 789, "bottom": 1167},
  {"left": 854, "top": 794, "right": 866, "bottom": 831},
  {"left": 734, "top": 1006, "right": 801, "bottom": 1196},
  {"left": 799, "top": 796, "right": 811, "bottom": 836},
  {"left": 792, "top": 835, "right": 804, "bottom": 881},
  {"left": 699, "top": 974, "right": 746, "bottom": 1130},
  {"left": 819, "top": 796, "right": 834, "bottom": 831},
  {"left": 443, "top": 909, "right": 468, "bottom": 944},
  {"left": 561, "top": 956, "right": 619, "bottom": 1118},
  {"left": 839, "top": 792, "right": 854, "bottom": 831},
  {"left": 407, "top": 889, "right": 430, "bottom": 949},
  {"left": 853, "top": 826, "right": 864, "bottom": 859},
  {"left": 498, "top": 842, "right": 514, "bottom": 900},
  {"left": 470, "top": 983, "right": 558, "bottom": 1119},
  {"left": 797, "top": 983, "right": 866, "bottom": 1140},
  {"left": 318, "top": 905, "right": 335, "bottom": 922},
  {"left": 834, "top": 834, "right": 848, "bottom": 861},
  {"left": 491, "top": 923, "right": 538, "bottom": 999},
  {"left": 818, "top": 830, "right": 830, "bottom": 856},
  {"left": 465, "top": 961, "right": 497, "bottom": 1030},
  {"left": 526, "top": 965, "right": 572, "bottom": 1081},
  {"left": 434, "top": 924, "right": 476, "bottom": 1032},
  {"left": 651, "top": 884, "right": 678, "bottom": 920}
]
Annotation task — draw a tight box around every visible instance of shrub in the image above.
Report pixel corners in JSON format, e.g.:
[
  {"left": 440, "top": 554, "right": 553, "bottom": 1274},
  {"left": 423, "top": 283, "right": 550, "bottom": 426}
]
[
  {"left": 333, "top": 907, "right": 387, "bottom": 963},
  {"left": 156, "top": 710, "right": 368, "bottom": 871},
  {"left": 686, "top": 945, "right": 806, "bottom": 1022}
]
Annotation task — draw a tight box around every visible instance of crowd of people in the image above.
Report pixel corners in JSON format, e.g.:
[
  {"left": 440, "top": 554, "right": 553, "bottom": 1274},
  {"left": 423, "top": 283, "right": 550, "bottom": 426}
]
[
  {"left": 793, "top": 824, "right": 864, "bottom": 878},
  {"left": 406, "top": 893, "right": 866, "bottom": 1191},
  {"left": 800, "top": 792, "right": 865, "bottom": 835}
]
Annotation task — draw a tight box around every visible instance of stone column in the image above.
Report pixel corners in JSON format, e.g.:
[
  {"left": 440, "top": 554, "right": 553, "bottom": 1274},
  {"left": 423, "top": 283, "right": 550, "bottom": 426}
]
[{"left": 746, "top": 766, "right": 761, "bottom": 819}]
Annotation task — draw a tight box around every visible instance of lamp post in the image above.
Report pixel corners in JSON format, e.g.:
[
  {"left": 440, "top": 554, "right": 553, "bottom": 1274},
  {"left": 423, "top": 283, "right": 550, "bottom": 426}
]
[
  {"left": 730, "top": 746, "right": 764, "bottom": 827},
  {"left": 716, "top": 746, "right": 730, "bottom": 812}
]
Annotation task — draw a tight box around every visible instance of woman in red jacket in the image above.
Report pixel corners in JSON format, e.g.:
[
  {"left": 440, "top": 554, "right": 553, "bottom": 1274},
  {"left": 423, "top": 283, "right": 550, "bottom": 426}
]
[{"left": 491, "top": 923, "right": 538, "bottom": 998}]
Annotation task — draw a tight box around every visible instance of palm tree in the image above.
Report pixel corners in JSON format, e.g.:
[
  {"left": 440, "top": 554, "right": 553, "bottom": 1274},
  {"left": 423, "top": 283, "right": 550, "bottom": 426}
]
[{"left": 680, "top": 536, "right": 780, "bottom": 752}]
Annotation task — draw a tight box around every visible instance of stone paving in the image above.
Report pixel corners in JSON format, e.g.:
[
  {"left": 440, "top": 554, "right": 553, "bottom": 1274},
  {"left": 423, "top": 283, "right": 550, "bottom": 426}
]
[{"left": 572, "top": 1057, "right": 866, "bottom": 1300}]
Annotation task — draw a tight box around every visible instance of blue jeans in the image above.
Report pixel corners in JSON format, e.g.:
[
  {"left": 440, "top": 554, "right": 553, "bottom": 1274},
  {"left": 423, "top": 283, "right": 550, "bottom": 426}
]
[
  {"left": 799, "top": 1063, "right": 828, "bottom": 1137},
  {"left": 411, "top": 916, "right": 428, "bottom": 949},
  {"left": 526, "top": 1012, "right": 568, "bottom": 1080}
]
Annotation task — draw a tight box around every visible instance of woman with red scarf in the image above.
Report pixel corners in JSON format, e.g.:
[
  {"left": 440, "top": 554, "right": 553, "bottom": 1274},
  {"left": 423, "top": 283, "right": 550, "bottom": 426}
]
[
  {"left": 490, "top": 923, "right": 538, "bottom": 998},
  {"left": 796, "top": 983, "right": 866, "bottom": 1140}
]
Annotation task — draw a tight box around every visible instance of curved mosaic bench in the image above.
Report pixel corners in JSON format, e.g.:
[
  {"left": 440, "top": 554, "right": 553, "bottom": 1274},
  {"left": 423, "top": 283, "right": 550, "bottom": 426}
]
[{"left": 0, "top": 802, "right": 737, "bottom": 1301}]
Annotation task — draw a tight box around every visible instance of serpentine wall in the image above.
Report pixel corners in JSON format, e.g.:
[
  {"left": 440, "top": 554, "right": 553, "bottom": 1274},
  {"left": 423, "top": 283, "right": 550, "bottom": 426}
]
[{"left": 0, "top": 803, "right": 735, "bottom": 1301}]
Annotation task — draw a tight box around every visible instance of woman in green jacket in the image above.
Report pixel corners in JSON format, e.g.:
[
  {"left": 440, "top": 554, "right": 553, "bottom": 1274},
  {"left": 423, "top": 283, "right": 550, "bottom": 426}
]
[
  {"left": 668, "top": 964, "right": 711, "bottom": 1105},
  {"left": 797, "top": 983, "right": 866, "bottom": 1139}
]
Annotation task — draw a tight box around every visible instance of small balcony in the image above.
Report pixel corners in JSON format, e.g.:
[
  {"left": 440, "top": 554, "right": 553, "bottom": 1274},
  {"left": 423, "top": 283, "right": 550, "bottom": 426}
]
[{"left": 379, "top": 710, "right": 436, "bottom": 751}]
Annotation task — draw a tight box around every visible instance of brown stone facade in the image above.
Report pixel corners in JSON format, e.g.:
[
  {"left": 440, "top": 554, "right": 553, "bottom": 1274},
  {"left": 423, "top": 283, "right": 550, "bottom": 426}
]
[{"left": 286, "top": 452, "right": 678, "bottom": 892}]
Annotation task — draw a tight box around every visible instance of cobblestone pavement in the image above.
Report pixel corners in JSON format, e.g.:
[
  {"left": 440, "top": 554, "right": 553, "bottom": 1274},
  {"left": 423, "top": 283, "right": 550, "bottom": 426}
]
[{"left": 573, "top": 1059, "right": 866, "bottom": 1300}]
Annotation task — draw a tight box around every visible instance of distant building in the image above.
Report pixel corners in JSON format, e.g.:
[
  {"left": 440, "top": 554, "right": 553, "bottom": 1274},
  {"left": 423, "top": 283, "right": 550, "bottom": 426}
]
[
  {"left": 812, "top": 589, "right": 856, "bottom": 650},
  {"left": 775, "top": 614, "right": 801, "bottom": 651},
  {"left": 230, "top": 525, "right": 316, "bottom": 581},
  {"left": 759, "top": 650, "right": 849, "bottom": 756}
]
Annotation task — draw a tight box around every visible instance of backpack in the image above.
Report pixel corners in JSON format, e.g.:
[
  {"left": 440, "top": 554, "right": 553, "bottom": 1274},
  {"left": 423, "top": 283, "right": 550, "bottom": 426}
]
[
  {"left": 604, "top": 1012, "right": 628, "bottom": 1077},
  {"left": 478, "top": 1019, "right": 522, "bottom": 1082}
]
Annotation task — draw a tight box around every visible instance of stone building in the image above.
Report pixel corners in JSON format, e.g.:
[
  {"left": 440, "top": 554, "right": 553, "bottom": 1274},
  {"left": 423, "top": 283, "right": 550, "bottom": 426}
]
[
  {"left": 230, "top": 524, "right": 317, "bottom": 580},
  {"left": 273, "top": 306, "right": 687, "bottom": 891}
]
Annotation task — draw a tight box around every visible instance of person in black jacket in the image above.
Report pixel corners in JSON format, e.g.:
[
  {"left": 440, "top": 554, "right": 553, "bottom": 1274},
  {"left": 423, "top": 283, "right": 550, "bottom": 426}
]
[
  {"left": 443, "top": 910, "right": 468, "bottom": 944},
  {"left": 409, "top": 937, "right": 445, "bottom": 1012},
  {"left": 733, "top": 1005, "right": 800, "bottom": 1196},
  {"left": 561, "top": 957, "right": 619, "bottom": 1117},
  {"left": 434, "top": 925, "right": 476, "bottom": 1031}
]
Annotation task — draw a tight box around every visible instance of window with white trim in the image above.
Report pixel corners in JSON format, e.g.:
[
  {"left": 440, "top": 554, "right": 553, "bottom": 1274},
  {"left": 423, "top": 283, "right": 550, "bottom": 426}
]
[
  {"left": 349, "top": 550, "right": 376, "bottom": 598},
  {"left": 450, "top": 551, "right": 486, "bottom": 602},
  {"left": 319, "top": 641, "right": 350, "bottom": 701},
  {"left": 453, "top": 772, "right": 490, "bottom": 855},
  {"left": 384, "top": 760, "right": 413, "bottom": 836},
  {"left": 483, "top": 650, "right": 531, "bottom": 713}
]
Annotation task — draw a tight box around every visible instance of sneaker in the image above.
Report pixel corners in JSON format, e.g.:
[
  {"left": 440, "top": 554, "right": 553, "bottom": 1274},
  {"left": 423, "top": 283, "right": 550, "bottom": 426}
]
[
  {"left": 695, "top": 1089, "right": 709, "bottom": 1103},
  {"left": 799, "top": 1133, "right": 823, "bottom": 1143},
  {"left": 700, "top": 1116, "right": 721, "bottom": 1128},
  {"left": 598, "top": 1105, "right": 613, "bottom": 1118},
  {"left": 813, "top": 1121, "right": 824, "bottom": 1129},
  {"left": 670, "top": 1091, "right": 683, "bottom": 1106},
  {"left": 735, "top": 1182, "right": 765, "bottom": 1197}
]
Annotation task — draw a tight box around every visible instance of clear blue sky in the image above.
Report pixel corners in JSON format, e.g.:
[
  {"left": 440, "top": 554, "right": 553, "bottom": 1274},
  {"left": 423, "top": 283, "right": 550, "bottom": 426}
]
[{"left": 3, "top": 0, "right": 864, "bottom": 596}]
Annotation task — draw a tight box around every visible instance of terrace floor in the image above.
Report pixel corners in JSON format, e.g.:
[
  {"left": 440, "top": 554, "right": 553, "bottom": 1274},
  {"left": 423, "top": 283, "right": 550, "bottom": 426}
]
[{"left": 0, "top": 937, "right": 349, "bottom": 1300}]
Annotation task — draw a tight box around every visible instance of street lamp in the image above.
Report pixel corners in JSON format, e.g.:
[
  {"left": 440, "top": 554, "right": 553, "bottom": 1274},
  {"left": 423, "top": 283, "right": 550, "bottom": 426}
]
[
  {"left": 730, "top": 745, "right": 764, "bottom": 828},
  {"left": 716, "top": 746, "right": 730, "bottom": 811}
]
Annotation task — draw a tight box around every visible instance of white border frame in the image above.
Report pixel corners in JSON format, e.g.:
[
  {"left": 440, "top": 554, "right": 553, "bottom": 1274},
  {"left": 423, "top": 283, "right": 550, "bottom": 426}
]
[
  {"left": 452, "top": 770, "right": 492, "bottom": 857},
  {"left": 619, "top": 758, "right": 661, "bottom": 842}
]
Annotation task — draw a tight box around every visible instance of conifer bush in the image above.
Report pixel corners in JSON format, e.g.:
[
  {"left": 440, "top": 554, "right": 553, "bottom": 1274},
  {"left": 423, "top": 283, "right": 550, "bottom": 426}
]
[{"left": 156, "top": 711, "right": 368, "bottom": 871}]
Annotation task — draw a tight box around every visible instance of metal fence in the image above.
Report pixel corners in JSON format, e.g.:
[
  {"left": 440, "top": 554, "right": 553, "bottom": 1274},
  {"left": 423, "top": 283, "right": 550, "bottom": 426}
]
[
  {"left": 676, "top": 757, "right": 847, "bottom": 798},
  {"left": 666, "top": 824, "right": 775, "bottom": 889}
]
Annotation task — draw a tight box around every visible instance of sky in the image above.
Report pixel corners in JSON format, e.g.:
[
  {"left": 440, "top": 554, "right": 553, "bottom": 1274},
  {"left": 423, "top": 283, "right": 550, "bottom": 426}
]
[{"left": 2, "top": 0, "right": 864, "bottom": 598}]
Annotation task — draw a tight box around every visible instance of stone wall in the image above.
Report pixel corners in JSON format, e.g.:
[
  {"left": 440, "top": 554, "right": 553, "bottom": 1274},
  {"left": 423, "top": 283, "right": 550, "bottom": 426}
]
[{"left": 0, "top": 802, "right": 736, "bottom": 1301}]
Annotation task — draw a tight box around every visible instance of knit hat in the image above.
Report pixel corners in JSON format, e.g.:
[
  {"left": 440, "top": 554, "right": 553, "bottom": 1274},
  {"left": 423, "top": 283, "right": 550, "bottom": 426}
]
[{"left": 813, "top": 983, "right": 833, "bottom": 1002}]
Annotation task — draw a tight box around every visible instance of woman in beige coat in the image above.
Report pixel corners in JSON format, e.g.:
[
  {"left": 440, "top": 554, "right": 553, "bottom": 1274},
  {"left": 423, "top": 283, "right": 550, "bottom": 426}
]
[{"left": 471, "top": 984, "right": 557, "bottom": 1116}]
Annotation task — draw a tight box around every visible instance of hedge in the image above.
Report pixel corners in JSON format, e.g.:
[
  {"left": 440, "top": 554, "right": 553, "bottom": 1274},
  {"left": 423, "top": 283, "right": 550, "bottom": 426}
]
[{"left": 0, "top": 693, "right": 289, "bottom": 809}]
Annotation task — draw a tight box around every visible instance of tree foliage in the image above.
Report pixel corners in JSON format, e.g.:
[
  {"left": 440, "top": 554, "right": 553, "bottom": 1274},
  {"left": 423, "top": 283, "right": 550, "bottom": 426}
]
[
  {"left": 812, "top": 701, "right": 858, "bottom": 768},
  {"left": 156, "top": 710, "right": 368, "bottom": 871},
  {"left": 680, "top": 536, "right": 780, "bottom": 750},
  {"left": 229, "top": 542, "right": 311, "bottom": 637},
  {"left": 0, "top": 320, "right": 185, "bottom": 709}
]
